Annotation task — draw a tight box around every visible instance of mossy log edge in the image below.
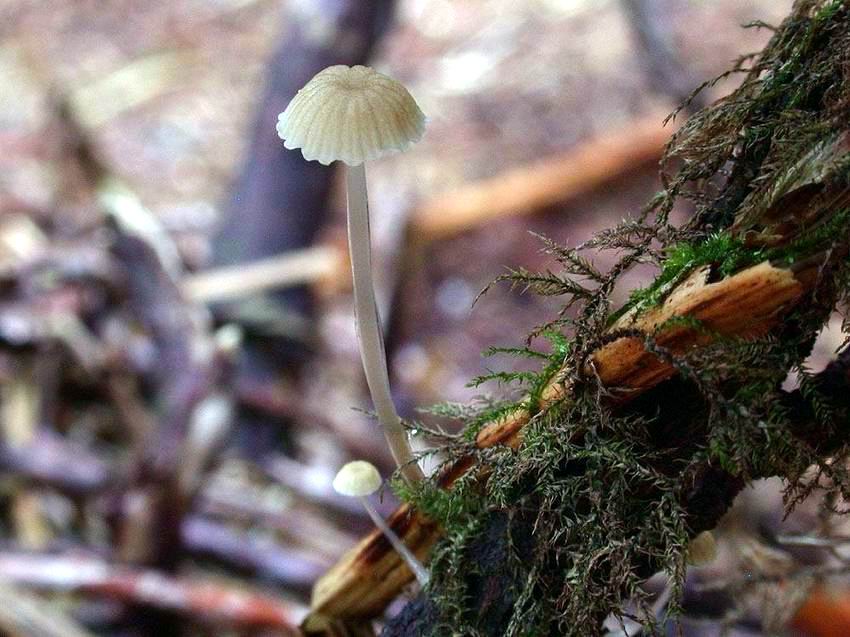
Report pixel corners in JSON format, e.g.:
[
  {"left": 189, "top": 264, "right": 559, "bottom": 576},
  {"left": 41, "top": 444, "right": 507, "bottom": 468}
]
[{"left": 304, "top": 259, "right": 806, "bottom": 629}]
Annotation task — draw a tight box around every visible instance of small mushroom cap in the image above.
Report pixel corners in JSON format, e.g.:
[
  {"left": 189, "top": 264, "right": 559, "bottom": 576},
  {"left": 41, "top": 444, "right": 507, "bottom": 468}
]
[
  {"left": 332, "top": 460, "right": 382, "bottom": 497},
  {"left": 276, "top": 65, "right": 425, "bottom": 166}
]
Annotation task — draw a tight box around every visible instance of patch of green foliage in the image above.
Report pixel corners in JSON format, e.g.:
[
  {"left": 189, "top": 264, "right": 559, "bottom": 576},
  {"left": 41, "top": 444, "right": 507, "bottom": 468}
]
[
  {"left": 469, "top": 331, "right": 571, "bottom": 411},
  {"left": 395, "top": 2, "right": 850, "bottom": 635}
]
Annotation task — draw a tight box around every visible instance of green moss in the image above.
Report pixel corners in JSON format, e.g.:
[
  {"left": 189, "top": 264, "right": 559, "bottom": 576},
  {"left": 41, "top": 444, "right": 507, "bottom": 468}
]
[
  {"left": 393, "top": 471, "right": 484, "bottom": 531},
  {"left": 610, "top": 207, "right": 850, "bottom": 325},
  {"left": 610, "top": 233, "right": 764, "bottom": 324}
]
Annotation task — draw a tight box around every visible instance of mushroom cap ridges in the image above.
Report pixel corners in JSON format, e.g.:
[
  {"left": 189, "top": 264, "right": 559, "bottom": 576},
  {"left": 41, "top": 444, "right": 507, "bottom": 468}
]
[
  {"left": 276, "top": 65, "right": 426, "bottom": 166},
  {"left": 332, "top": 460, "right": 383, "bottom": 497}
]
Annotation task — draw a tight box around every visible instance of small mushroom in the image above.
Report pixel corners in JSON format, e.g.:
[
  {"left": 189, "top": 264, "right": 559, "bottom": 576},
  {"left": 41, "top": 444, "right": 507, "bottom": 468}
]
[
  {"left": 277, "top": 65, "right": 426, "bottom": 482},
  {"left": 332, "top": 460, "right": 429, "bottom": 587},
  {"left": 686, "top": 530, "right": 717, "bottom": 566}
]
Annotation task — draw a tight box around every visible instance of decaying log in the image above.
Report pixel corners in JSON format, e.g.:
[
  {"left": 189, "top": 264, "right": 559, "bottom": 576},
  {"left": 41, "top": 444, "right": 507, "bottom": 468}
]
[
  {"left": 308, "top": 105, "right": 850, "bottom": 629},
  {"left": 304, "top": 258, "right": 808, "bottom": 627},
  {"left": 381, "top": 341, "right": 850, "bottom": 635},
  {"left": 410, "top": 116, "right": 670, "bottom": 242}
]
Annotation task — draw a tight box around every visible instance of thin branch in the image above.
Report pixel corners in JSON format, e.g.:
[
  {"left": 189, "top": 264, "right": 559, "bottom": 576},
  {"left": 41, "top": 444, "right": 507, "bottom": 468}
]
[{"left": 0, "top": 551, "right": 304, "bottom": 633}]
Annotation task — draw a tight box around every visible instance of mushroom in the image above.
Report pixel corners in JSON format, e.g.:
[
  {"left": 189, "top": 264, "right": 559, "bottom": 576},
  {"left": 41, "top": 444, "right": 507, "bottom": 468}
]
[
  {"left": 332, "top": 460, "right": 430, "bottom": 587},
  {"left": 276, "top": 65, "right": 426, "bottom": 482}
]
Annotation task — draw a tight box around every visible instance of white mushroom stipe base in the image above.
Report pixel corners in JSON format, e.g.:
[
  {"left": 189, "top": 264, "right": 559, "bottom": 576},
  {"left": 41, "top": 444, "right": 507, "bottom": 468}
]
[
  {"left": 277, "top": 65, "right": 426, "bottom": 482},
  {"left": 333, "top": 461, "right": 430, "bottom": 587}
]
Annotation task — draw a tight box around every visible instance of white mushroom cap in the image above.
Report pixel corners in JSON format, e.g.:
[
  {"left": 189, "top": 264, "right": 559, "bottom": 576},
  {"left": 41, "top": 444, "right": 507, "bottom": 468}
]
[
  {"left": 276, "top": 65, "right": 426, "bottom": 166},
  {"left": 332, "top": 460, "right": 383, "bottom": 497}
]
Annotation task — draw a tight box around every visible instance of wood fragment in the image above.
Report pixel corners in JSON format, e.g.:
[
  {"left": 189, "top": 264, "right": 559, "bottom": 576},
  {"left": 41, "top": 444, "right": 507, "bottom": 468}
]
[
  {"left": 0, "top": 359, "right": 41, "bottom": 451},
  {"left": 68, "top": 51, "right": 191, "bottom": 130},
  {"left": 199, "top": 484, "right": 359, "bottom": 562},
  {"left": 110, "top": 225, "right": 215, "bottom": 572},
  {"left": 106, "top": 375, "right": 158, "bottom": 467},
  {"left": 182, "top": 245, "right": 346, "bottom": 304},
  {"left": 0, "top": 214, "right": 48, "bottom": 272}
]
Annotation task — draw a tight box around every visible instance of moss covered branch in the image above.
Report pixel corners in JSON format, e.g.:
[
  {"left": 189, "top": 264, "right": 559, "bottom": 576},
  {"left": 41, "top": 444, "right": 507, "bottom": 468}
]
[{"left": 305, "top": 2, "right": 850, "bottom": 634}]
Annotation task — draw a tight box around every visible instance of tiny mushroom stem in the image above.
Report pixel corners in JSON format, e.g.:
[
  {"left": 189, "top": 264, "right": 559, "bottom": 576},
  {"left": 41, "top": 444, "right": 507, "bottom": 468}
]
[
  {"left": 345, "top": 163, "right": 417, "bottom": 479},
  {"left": 277, "top": 65, "right": 426, "bottom": 483},
  {"left": 332, "top": 460, "right": 430, "bottom": 587}
]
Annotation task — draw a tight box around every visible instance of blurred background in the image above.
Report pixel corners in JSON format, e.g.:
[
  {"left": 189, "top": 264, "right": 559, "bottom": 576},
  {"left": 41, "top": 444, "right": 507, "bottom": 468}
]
[{"left": 3, "top": 0, "right": 850, "bottom": 635}]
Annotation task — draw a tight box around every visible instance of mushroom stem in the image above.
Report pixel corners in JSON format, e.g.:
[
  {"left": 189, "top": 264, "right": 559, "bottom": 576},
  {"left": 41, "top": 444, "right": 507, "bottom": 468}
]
[
  {"left": 357, "top": 494, "right": 429, "bottom": 587},
  {"left": 345, "top": 163, "right": 424, "bottom": 483}
]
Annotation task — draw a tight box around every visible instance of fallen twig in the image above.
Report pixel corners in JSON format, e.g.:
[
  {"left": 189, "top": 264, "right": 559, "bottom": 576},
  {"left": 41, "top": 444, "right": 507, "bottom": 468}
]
[
  {"left": 0, "top": 551, "right": 304, "bottom": 633},
  {"left": 182, "top": 245, "right": 346, "bottom": 303},
  {"left": 181, "top": 516, "right": 331, "bottom": 590},
  {"left": 410, "top": 116, "right": 670, "bottom": 242}
]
